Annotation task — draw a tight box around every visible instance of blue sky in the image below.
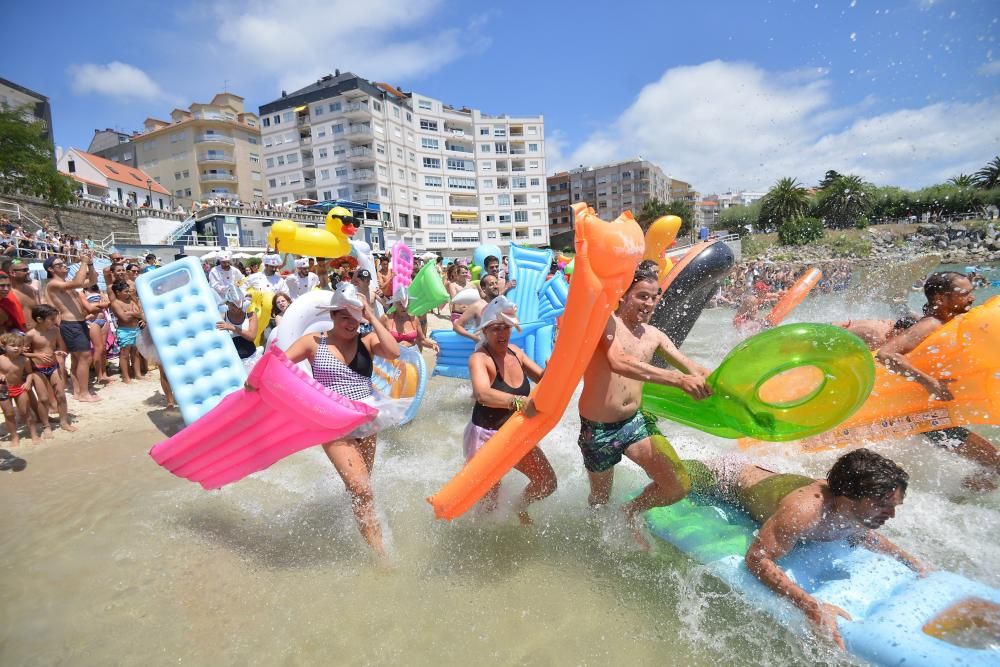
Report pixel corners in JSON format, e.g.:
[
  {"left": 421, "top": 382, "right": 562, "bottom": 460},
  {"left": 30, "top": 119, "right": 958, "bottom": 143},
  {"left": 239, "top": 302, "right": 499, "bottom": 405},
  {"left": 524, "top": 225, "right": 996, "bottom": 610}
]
[{"left": 5, "top": 0, "right": 998, "bottom": 193}]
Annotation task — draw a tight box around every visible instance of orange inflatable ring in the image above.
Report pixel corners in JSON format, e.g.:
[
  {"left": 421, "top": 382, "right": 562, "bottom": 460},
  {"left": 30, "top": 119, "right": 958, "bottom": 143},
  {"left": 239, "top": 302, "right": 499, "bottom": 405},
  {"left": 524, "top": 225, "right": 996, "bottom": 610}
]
[
  {"left": 765, "top": 267, "right": 822, "bottom": 327},
  {"left": 743, "top": 296, "right": 1000, "bottom": 452},
  {"left": 427, "top": 203, "right": 645, "bottom": 520}
]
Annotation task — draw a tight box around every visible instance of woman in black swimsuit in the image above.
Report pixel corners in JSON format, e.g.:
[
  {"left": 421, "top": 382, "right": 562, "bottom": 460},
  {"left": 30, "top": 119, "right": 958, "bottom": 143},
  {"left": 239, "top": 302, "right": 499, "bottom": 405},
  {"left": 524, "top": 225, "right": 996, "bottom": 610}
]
[{"left": 464, "top": 297, "right": 556, "bottom": 524}]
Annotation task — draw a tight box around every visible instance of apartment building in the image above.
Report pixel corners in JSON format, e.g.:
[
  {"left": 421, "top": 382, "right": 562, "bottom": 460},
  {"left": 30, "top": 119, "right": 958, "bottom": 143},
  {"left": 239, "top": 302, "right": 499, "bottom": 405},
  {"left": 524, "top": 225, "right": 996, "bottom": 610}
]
[
  {"left": 561, "top": 158, "right": 674, "bottom": 218},
  {"left": 0, "top": 77, "right": 55, "bottom": 159},
  {"left": 547, "top": 172, "right": 572, "bottom": 235},
  {"left": 88, "top": 128, "right": 138, "bottom": 166},
  {"left": 259, "top": 72, "right": 547, "bottom": 253},
  {"left": 132, "top": 93, "right": 262, "bottom": 207}
]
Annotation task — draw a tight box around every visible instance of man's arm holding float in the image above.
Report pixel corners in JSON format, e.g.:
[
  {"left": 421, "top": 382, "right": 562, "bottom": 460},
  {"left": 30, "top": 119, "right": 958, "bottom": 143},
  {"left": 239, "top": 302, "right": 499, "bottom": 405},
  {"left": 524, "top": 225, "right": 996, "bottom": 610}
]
[
  {"left": 855, "top": 530, "right": 928, "bottom": 575},
  {"left": 453, "top": 302, "right": 482, "bottom": 341},
  {"left": 599, "top": 317, "right": 711, "bottom": 399},
  {"left": 876, "top": 319, "right": 953, "bottom": 400},
  {"left": 653, "top": 328, "right": 712, "bottom": 377},
  {"left": 745, "top": 497, "right": 852, "bottom": 650}
]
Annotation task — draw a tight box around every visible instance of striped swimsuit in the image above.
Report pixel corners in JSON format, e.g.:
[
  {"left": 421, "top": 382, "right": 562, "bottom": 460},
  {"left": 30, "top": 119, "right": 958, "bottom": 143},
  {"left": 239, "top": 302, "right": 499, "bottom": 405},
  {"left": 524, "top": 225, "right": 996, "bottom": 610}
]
[{"left": 312, "top": 333, "right": 373, "bottom": 401}]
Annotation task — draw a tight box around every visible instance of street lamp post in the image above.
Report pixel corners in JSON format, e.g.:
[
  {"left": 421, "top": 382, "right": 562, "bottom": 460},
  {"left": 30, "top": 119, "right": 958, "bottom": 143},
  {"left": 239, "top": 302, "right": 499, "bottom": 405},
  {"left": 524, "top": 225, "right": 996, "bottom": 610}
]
[{"left": 146, "top": 179, "right": 153, "bottom": 209}]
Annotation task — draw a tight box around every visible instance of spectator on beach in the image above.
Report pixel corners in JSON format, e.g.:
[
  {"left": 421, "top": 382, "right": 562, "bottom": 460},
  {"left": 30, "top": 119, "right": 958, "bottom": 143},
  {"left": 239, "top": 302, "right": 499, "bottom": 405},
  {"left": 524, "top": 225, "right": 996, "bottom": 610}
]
[
  {"left": 25, "top": 304, "right": 76, "bottom": 432},
  {"left": 109, "top": 281, "right": 145, "bottom": 384},
  {"left": 43, "top": 253, "right": 101, "bottom": 402},
  {"left": 83, "top": 284, "right": 113, "bottom": 385},
  {"left": 0, "top": 331, "right": 51, "bottom": 444}
]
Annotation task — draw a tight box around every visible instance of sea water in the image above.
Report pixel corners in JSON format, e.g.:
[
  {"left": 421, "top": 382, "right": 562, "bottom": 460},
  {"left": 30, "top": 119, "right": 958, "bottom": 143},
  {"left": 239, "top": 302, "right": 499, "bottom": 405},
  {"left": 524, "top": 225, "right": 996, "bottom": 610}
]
[{"left": 0, "top": 263, "right": 996, "bottom": 666}]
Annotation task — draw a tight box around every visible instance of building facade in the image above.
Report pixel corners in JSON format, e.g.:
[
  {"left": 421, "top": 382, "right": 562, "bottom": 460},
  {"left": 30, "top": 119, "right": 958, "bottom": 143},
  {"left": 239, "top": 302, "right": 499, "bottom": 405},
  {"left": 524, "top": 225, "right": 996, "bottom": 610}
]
[
  {"left": 259, "top": 72, "right": 547, "bottom": 253},
  {"left": 547, "top": 172, "right": 572, "bottom": 236},
  {"left": 0, "top": 77, "right": 55, "bottom": 160},
  {"left": 131, "top": 93, "right": 262, "bottom": 208},
  {"left": 88, "top": 128, "right": 138, "bottom": 166},
  {"left": 561, "top": 158, "right": 673, "bottom": 218},
  {"left": 57, "top": 148, "right": 171, "bottom": 209}
]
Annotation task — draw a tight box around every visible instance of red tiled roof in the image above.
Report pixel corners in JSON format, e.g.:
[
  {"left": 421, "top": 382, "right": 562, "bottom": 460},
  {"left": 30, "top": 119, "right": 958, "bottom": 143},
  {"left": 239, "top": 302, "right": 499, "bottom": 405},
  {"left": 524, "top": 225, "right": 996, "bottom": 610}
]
[{"left": 73, "top": 150, "right": 170, "bottom": 195}]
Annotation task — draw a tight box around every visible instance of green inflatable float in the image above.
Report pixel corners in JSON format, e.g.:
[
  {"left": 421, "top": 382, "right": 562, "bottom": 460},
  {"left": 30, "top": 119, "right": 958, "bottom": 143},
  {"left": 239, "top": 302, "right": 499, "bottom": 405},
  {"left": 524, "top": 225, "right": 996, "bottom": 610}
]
[
  {"left": 391, "top": 261, "right": 449, "bottom": 317},
  {"left": 642, "top": 323, "right": 875, "bottom": 441}
]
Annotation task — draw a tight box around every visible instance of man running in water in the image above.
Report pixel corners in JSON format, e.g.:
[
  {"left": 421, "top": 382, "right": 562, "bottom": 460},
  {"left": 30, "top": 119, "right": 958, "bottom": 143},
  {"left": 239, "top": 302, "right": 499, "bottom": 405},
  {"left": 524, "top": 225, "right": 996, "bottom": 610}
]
[
  {"left": 684, "top": 448, "right": 925, "bottom": 650},
  {"left": 43, "top": 253, "right": 100, "bottom": 401},
  {"left": 876, "top": 271, "right": 1000, "bottom": 488},
  {"left": 453, "top": 274, "right": 502, "bottom": 341},
  {"left": 578, "top": 260, "right": 712, "bottom": 546}
]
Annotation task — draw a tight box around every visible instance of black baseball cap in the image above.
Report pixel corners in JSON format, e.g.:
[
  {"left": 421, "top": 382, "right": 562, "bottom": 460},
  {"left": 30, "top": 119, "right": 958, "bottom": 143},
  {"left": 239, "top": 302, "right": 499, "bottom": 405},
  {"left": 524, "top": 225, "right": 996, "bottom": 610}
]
[{"left": 355, "top": 269, "right": 372, "bottom": 280}]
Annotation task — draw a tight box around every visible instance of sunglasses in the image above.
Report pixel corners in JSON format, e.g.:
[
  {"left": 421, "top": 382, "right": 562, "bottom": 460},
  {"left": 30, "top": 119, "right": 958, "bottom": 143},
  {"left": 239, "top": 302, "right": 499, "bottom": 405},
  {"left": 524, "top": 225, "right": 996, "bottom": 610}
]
[{"left": 340, "top": 217, "right": 362, "bottom": 228}]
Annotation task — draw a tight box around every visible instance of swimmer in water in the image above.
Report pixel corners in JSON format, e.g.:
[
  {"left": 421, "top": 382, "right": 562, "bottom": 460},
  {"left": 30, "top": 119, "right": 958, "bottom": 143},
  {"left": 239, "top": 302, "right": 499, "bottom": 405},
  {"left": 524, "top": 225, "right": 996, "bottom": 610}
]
[
  {"left": 578, "top": 260, "right": 712, "bottom": 548},
  {"left": 832, "top": 315, "right": 918, "bottom": 350},
  {"left": 876, "top": 271, "right": 1000, "bottom": 490},
  {"left": 684, "top": 448, "right": 926, "bottom": 651}
]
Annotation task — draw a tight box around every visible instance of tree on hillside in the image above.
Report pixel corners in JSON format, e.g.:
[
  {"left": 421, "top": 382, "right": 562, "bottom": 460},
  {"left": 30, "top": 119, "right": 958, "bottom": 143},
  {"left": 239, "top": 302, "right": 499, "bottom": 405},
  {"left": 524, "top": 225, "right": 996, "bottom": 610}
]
[
  {"left": 758, "top": 177, "right": 810, "bottom": 229},
  {"left": 948, "top": 174, "right": 976, "bottom": 188},
  {"left": 974, "top": 156, "right": 1000, "bottom": 190},
  {"left": 815, "top": 173, "right": 875, "bottom": 228},
  {"left": 871, "top": 186, "right": 913, "bottom": 222},
  {"left": 818, "top": 170, "right": 843, "bottom": 190},
  {"left": 636, "top": 198, "right": 694, "bottom": 235},
  {"left": 0, "top": 106, "right": 75, "bottom": 205},
  {"left": 719, "top": 201, "right": 762, "bottom": 237}
]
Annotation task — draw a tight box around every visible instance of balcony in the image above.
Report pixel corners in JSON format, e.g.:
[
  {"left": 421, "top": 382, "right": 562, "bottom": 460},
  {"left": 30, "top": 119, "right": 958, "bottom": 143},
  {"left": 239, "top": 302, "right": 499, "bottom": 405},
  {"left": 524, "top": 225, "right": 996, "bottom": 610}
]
[
  {"left": 343, "top": 102, "right": 370, "bottom": 118},
  {"left": 197, "top": 153, "right": 235, "bottom": 164},
  {"left": 350, "top": 169, "right": 376, "bottom": 183},
  {"left": 348, "top": 124, "right": 372, "bottom": 135},
  {"left": 301, "top": 157, "right": 315, "bottom": 167},
  {"left": 296, "top": 116, "right": 310, "bottom": 127},
  {"left": 446, "top": 144, "right": 473, "bottom": 153},
  {"left": 353, "top": 189, "right": 379, "bottom": 202},
  {"left": 200, "top": 172, "right": 236, "bottom": 182},
  {"left": 195, "top": 134, "right": 234, "bottom": 145},
  {"left": 349, "top": 146, "right": 375, "bottom": 163}
]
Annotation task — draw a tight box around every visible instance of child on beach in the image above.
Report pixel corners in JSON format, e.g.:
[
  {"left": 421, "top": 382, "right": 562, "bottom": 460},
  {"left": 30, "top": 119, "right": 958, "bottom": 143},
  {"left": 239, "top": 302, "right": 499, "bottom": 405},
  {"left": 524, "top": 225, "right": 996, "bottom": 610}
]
[
  {"left": 0, "top": 332, "right": 52, "bottom": 445},
  {"left": 109, "top": 280, "right": 146, "bottom": 383},
  {"left": 25, "top": 304, "right": 77, "bottom": 432}
]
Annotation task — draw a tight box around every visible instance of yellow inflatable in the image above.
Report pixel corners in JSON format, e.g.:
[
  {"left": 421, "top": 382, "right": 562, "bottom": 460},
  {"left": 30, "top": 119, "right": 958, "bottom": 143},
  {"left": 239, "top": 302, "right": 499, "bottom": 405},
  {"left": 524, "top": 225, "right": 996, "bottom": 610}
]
[
  {"left": 267, "top": 206, "right": 355, "bottom": 258},
  {"left": 245, "top": 287, "right": 273, "bottom": 346},
  {"left": 744, "top": 296, "right": 1000, "bottom": 452},
  {"left": 643, "top": 215, "right": 682, "bottom": 282}
]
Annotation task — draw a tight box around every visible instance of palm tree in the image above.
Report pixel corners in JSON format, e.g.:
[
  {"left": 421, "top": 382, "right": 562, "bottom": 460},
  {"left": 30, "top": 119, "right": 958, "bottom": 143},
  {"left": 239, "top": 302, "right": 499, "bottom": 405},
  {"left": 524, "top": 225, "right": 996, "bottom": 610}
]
[
  {"left": 815, "top": 174, "right": 875, "bottom": 228},
  {"left": 948, "top": 174, "right": 976, "bottom": 188},
  {"left": 759, "top": 177, "right": 810, "bottom": 229},
  {"left": 974, "top": 156, "right": 1000, "bottom": 190}
]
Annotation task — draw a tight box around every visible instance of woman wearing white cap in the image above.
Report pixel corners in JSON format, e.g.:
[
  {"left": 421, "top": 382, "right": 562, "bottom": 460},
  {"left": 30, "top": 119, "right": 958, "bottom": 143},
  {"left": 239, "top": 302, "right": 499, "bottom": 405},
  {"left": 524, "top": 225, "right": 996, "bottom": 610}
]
[
  {"left": 216, "top": 285, "right": 259, "bottom": 364},
  {"left": 285, "top": 257, "right": 319, "bottom": 299},
  {"left": 281, "top": 283, "right": 400, "bottom": 560},
  {"left": 381, "top": 287, "right": 439, "bottom": 353},
  {"left": 465, "top": 296, "right": 556, "bottom": 524}
]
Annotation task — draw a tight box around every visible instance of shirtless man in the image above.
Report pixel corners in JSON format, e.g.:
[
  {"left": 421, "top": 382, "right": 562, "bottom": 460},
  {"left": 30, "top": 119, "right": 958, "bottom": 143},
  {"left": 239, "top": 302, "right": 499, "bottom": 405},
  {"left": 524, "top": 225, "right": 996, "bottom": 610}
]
[
  {"left": 684, "top": 448, "right": 925, "bottom": 650},
  {"left": 109, "top": 281, "right": 145, "bottom": 383},
  {"left": 24, "top": 304, "right": 76, "bottom": 432},
  {"left": 0, "top": 332, "right": 51, "bottom": 444},
  {"left": 832, "top": 315, "right": 917, "bottom": 350},
  {"left": 43, "top": 253, "right": 100, "bottom": 402},
  {"left": 8, "top": 260, "right": 40, "bottom": 330},
  {"left": 105, "top": 263, "right": 129, "bottom": 304},
  {"left": 578, "top": 260, "right": 712, "bottom": 545},
  {"left": 482, "top": 255, "right": 516, "bottom": 297},
  {"left": 453, "top": 274, "right": 502, "bottom": 341},
  {"left": 877, "top": 271, "right": 1000, "bottom": 487}
]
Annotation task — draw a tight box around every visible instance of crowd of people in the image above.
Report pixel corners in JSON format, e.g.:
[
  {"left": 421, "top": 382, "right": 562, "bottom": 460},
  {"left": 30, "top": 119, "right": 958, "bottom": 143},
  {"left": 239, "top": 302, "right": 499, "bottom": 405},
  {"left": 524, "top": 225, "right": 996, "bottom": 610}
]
[
  {"left": 0, "top": 215, "right": 95, "bottom": 262},
  {"left": 713, "top": 259, "right": 854, "bottom": 308}
]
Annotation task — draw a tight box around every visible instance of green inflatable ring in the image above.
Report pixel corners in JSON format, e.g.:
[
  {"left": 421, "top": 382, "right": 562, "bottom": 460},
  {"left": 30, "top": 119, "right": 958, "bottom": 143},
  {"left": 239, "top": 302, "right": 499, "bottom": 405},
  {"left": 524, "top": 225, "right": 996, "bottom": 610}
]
[{"left": 642, "top": 323, "right": 875, "bottom": 441}]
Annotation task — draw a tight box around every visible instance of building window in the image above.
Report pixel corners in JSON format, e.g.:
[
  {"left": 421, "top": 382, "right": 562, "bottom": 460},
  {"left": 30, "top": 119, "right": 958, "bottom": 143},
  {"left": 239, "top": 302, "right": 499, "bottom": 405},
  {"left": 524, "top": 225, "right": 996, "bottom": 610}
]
[
  {"left": 514, "top": 211, "right": 528, "bottom": 223},
  {"left": 333, "top": 145, "right": 346, "bottom": 156},
  {"left": 485, "top": 214, "right": 495, "bottom": 222},
  {"left": 320, "top": 169, "right": 330, "bottom": 179},
  {"left": 499, "top": 214, "right": 512, "bottom": 224},
  {"left": 498, "top": 194, "right": 511, "bottom": 206},
  {"left": 530, "top": 178, "right": 540, "bottom": 186},
  {"left": 265, "top": 158, "right": 274, "bottom": 168},
  {"left": 393, "top": 107, "right": 400, "bottom": 118},
  {"left": 428, "top": 232, "right": 446, "bottom": 243},
  {"left": 418, "top": 99, "right": 433, "bottom": 110},
  {"left": 425, "top": 194, "right": 444, "bottom": 206},
  {"left": 421, "top": 137, "right": 439, "bottom": 149},
  {"left": 422, "top": 157, "right": 440, "bottom": 169},
  {"left": 512, "top": 177, "right": 527, "bottom": 189},
  {"left": 528, "top": 143, "right": 539, "bottom": 152},
  {"left": 317, "top": 129, "right": 327, "bottom": 139},
  {"left": 318, "top": 148, "right": 328, "bottom": 159},
  {"left": 493, "top": 127, "right": 506, "bottom": 137},
  {"left": 380, "top": 186, "right": 390, "bottom": 197},
  {"left": 335, "top": 167, "right": 347, "bottom": 177},
  {"left": 263, "top": 118, "right": 271, "bottom": 127},
  {"left": 494, "top": 142, "right": 507, "bottom": 154},
  {"left": 528, "top": 160, "right": 539, "bottom": 170},
  {"left": 287, "top": 153, "right": 298, "bottom": 163},
  {"left": 332, "top": 123, "right": 344, "bottom": 134},
  {"left": 313, "top": 106, "right": 324, "bottom": 116},
  {"left": 268, "top": 178, "right": 277, "bottom": 188},
  {"left": 424, "top": 175, "right": 442, "bottom": 187},
  {"left": 532, "top": 228, "right": 543, "bottom": 237},
  {"left": 480, "top": 128, "right": 490, "bottom": 136},
  {"left": 482, "top": 179, "right": 494, "bottom": 189},
  {"left": 427, "top": 213, "right": 445, "bottom": 224},
  {"left": 338, "top": 187, "right": 350, "bottom": 198},
  {"left": 376, "top": 144, "right": 385, "bottom": 154},
  {"left": 487, "top": 230, "right": 498, "bottom": 239},
  {"left": 447, "top": 158, "right": 473, "bottom": 171},
  {"left": 373, "top": 101, "right": 382, "bottom": 112},
  {"left": 447, "top": 177, "right": 476, "bottom": 190},
  {"left": 419, "top": 119, "right": 438, "bottom": 131}
]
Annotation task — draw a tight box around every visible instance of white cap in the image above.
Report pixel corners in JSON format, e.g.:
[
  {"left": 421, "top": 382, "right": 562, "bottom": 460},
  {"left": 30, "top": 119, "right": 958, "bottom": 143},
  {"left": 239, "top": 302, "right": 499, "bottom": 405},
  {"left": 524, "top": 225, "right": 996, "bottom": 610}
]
[
  {"left": 263, "top": 254, "right": 282, "bottom": 267},
  {"left": 315, "top": 283, "right": 365, "bottom": 322},
  {"left": 294, "top": 258, "right": 310, "bottom": 269},
  {"left": 218, "top": 251, "right": 232, "bottom": 262},
  {"left": 475, "top": 296, "right": 521, "bottom": 334}
]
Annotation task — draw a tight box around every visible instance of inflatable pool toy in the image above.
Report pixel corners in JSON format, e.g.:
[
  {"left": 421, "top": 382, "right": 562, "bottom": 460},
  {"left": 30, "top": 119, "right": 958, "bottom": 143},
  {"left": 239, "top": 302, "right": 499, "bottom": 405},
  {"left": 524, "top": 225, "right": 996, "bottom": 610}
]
[
  {"left": 848, "top": 254, "right": 940, "bottom": 313},
  {"left": 451, "top": 287, "right": 481, "bottom": 306},
  {"left": 391, "top": 241, "right": 413, "bottom": 294},
  {"left": 472, "top": 244, "right": 502, "bottom": 272},
  {"left": 507, "top": 244, "right": 553, "bottom": 322},
  {"left": 776, "top": 296, "right": 1000, "bottom": 452},
  {"left": 537, "top": 273, "right": 569, "bottom": 322},
  {"left": 350, "top": 239, "right": 376, "bottom": 277},
  {"left": 649, "top": 240, "right": 735, "bottom": 349},
  {"left": 267, "top": 207, "right": 355, "bottom": 258},
  {"left": 395, "top": 261, "right": 448, "bottom": 317},
  {"left": 766, "top": 267, "right": 821, "bottom": 327},
  {"left": 270, "top": 290, "right": 428, "bottom": 422},
  {"left": 642, "top": 323, "right": 875, "bottom": 441},
  {"left": 148, "top": 345, "right": 377, "bottom": 489},
  {"left": 428, "top": 203, "right": 645, "bottom": 520},
  {"left": 68, "top": 258, "right": 112, "bottom": 291},
  {"left": 643, "top": 215, "right": 682, "bottom": 282},
  {"left": 245, "top": 287, "right": 273, "bottom": 346},
  {"left": 136, "top": 256, "right": 247, "bottom": 425},
  {"left": 430, "top": 320, "right": 555, "bottom": 380},
  {"left": 645, "top": 493, "right": 1000, "bottom": 667}
]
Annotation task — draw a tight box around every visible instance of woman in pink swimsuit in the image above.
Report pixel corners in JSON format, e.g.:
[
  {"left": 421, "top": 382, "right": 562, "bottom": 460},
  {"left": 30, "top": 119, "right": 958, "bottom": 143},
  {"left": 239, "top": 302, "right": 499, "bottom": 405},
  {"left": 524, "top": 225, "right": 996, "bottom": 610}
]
[{"left": 380, "top": 287, "right": 439, "bottom": 353}]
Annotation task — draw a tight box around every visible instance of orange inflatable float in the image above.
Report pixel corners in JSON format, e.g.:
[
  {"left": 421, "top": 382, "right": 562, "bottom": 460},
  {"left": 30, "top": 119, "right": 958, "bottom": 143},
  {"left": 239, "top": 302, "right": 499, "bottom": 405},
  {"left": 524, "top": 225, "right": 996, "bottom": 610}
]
[
  {"left": 427, "top": 203, "right": 645, "bottom": 520},
  {"left": 765, "top": 267, "right": 822, "bottom": 327},
  {"left": 643, "top": 215, "right": 682, "bottom": 283},
  {"left": 743, "top": 296, "right": 1000, "bottom": 452}
]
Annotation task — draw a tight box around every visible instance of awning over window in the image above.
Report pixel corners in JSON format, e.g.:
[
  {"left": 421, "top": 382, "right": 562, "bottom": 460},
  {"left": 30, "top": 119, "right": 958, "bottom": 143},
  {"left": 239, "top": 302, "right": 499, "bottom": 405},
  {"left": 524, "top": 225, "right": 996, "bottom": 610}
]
[{"left": 450, "top": 211, "right": 477, "bottom": 220}]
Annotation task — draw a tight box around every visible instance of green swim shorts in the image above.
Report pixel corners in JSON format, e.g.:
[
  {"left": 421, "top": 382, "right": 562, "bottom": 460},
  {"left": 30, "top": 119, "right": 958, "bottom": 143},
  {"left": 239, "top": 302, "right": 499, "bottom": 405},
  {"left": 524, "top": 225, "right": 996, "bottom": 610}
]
[{"left": 578, "top": 410, "right": 662, "bottom": 473}]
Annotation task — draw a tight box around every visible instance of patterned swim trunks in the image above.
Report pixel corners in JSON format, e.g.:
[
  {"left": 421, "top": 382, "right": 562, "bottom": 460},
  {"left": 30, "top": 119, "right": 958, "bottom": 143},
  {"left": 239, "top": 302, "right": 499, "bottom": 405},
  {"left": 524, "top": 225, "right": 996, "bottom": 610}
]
[{"left": 578, "top": 410, "right": 662, "bottom": 473}]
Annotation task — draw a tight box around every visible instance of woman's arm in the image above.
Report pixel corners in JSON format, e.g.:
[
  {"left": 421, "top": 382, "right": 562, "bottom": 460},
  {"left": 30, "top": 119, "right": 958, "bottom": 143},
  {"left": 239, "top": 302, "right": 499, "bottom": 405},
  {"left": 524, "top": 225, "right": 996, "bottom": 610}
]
[
  {"left": 415, "top": 317, "right": 439, "bottom": 352},
  {"left": 365, "top": 301, "right": 400, "bottom": 361}
]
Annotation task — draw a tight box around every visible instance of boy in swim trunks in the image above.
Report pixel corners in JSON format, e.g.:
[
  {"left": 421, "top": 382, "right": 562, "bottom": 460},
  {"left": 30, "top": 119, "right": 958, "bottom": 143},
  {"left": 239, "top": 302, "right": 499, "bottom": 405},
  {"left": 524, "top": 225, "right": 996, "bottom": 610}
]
[
  {"left": 109, "top": 280, "right": 146, "bottom": 383},
  {"left": 25, "top": 304, "right": 76, "bottom": 432},
  {"left": 682, "top": 449, "right": 926, "bottom": 651},
  {"left": 0, "top": 332, "right": 52, "bottom": 445},
  {"left": 877, "top": 271, "right": 1000, "bottom": 489},
  {"left": 578, "top": 260, "right": 712, "bottom": 547}
]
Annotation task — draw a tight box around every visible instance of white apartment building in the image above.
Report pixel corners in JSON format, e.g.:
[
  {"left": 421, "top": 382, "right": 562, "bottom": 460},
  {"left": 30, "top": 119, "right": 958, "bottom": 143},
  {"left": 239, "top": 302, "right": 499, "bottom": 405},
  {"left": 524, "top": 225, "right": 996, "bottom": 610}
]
[
  {"left": 259, "top": 72, "right": 547, "bottom": 253},
  {"left": 715, "top": 190, "right": 766, "bottom": 209}
]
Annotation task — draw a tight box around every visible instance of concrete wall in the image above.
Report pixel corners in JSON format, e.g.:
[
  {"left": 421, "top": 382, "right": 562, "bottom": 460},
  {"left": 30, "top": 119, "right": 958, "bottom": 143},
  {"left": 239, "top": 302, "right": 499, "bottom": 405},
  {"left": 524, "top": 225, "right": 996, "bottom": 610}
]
[{"left": 0, "top": 193, "right": 153, "bottom": 241}]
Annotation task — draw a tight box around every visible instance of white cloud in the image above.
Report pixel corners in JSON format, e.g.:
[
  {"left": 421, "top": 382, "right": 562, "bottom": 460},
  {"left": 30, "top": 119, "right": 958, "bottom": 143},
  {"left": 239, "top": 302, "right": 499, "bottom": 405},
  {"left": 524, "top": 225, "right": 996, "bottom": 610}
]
[
  {"left": 559, "top": 60, "right": 1000, "bottom": 193},
  {"left": 978, "top": 60, "right": 1000, "bottom": 77},
  {"left": 68, "top": 62, "right": 170, "bottom": 102},
  {"left": 213, "top": 0, "right": 482, "bottom": 92}
]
